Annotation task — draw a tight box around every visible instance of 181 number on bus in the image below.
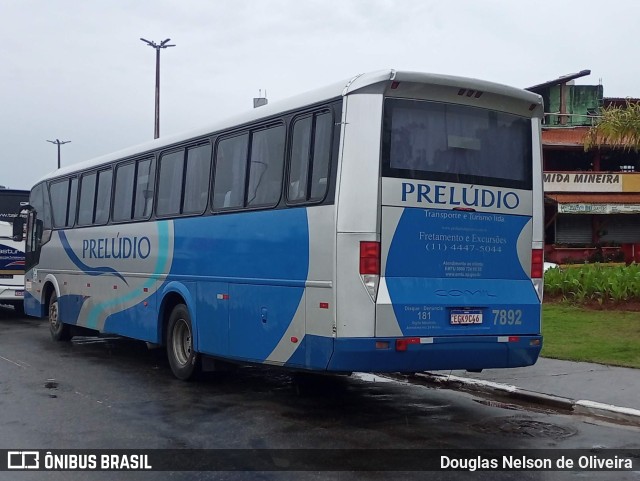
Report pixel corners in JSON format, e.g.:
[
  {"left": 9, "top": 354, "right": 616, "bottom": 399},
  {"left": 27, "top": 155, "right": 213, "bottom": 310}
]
[{"left": 492, "top": 309, "right": 522, "bottom": 325}]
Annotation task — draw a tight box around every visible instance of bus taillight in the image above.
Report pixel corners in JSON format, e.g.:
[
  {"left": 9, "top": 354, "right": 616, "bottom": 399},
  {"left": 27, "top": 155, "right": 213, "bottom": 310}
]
[
  {"left": 531, "top": 249, "right": 543, "bottom": 278},
  {"left": 360, "top": 241, "right": 380, "bottom": 275},
  {"left": 360, "top": 241, "right": 380, "bottom": 301}
]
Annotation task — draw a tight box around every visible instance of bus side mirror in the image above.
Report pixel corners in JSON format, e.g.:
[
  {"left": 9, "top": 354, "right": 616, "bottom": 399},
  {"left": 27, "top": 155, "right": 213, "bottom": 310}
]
[{"left": 12, "top": 216, "right": 24, "bottom": 242}]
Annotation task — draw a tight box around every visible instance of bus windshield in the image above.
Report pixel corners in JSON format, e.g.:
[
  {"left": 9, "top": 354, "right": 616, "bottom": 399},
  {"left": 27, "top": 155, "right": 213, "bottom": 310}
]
[{"left": 382, "top": 98, "right": 533, "bottom": 190}]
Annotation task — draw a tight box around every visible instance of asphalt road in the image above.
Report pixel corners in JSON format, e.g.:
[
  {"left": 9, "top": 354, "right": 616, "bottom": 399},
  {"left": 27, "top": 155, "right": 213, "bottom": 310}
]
[{"left": 1, "top": 306, "right": 638, "bottom": 480}]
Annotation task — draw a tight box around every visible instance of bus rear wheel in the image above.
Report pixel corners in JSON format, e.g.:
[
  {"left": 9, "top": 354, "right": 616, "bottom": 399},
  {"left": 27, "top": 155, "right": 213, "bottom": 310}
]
[
  {"left": 166, "top": 304, "right": 200, "bottom": 381},
  {"left": 49, "top": 293, "right": 71, "bottom": 341}
]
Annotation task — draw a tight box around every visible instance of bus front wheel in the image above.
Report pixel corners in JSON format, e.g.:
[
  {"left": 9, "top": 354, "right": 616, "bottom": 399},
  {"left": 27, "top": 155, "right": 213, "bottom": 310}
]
[
  {"left": 49, "top": 293, "right": 71, "bottom": 341},
  {"left": 166, "top": 304, "right": 200, "bottom": 381}
]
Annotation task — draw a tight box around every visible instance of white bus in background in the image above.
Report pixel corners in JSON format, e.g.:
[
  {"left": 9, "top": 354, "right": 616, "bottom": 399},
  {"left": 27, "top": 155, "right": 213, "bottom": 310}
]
[
  {"left": 17, "top": 70, "right": 545, "bottom": 379},
  {"left": 0, "top": 187, "right": 30, "bottom": 223},
  {"left": 0, "top": 220, "right": 26, "bottom": 314},
  {"left": 0, "top": 188, "right": 28, "bottom": 314}
]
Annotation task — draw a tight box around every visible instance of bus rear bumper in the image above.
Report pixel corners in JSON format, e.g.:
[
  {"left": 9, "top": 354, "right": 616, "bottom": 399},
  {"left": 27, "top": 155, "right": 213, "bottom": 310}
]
[
  {"left": 326, "top": 335, "right": 542, "bottom": 372},
  {"left": 0, "top": 285, "right": 25, "bottom": 303}
]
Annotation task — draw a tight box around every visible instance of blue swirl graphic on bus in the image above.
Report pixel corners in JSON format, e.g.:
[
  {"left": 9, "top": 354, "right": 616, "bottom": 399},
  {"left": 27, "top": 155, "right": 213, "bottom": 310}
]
[
  {"left": 85, "top": 221, "right": 171, "bottom": 330},
  {"left": 59, "top": 231, "right": 127, "bottom": 285}
]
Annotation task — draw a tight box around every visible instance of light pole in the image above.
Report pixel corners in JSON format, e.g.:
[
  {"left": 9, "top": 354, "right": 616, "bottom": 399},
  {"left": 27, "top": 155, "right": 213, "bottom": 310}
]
[
  {"left": 140, "top": 37, "right": 175, "bottom": 139},
  {"left": 46, "top": 139, "right": 71, "bottom": 169}
]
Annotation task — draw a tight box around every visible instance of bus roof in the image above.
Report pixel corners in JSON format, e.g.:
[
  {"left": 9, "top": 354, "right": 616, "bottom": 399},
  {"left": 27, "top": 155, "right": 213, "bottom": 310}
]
[{"left": 38, "top": 69, "right": 541, "bottom": 184}]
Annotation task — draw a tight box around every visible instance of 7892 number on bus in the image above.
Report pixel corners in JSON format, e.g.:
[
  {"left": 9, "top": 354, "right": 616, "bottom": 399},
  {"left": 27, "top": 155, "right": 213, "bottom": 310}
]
[{"left": 492, "top": 309, "right": 522, "bottom": 325}]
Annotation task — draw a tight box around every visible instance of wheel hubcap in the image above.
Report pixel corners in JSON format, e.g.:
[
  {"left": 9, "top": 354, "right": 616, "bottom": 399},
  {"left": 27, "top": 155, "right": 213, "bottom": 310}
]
[
  {"left": 50, "top": 302, "right": 59, "bottom": 331},
  {"left": 172, "top": 319, "right": 192, "bottom": 366}
]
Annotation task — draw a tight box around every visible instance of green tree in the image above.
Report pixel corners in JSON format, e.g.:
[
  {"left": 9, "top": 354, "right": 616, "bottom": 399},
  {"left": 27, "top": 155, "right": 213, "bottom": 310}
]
[{"left": 585, "top": 100, "right": 640, "bottom": 151}]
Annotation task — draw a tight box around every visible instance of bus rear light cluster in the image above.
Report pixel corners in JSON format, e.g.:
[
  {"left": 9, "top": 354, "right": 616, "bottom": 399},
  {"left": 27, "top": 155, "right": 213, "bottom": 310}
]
[
  {"left": 359, "top": 242, "right": 380, "bottom": 275},
  {"left": 395, "top": 337, "right": 420, "bottom": 351},
  {"left": 360, "top": 241, "right": 380, "bottom": 302},
  {"left": 531, "top": 249, "right": 544, "bottom": 279}
]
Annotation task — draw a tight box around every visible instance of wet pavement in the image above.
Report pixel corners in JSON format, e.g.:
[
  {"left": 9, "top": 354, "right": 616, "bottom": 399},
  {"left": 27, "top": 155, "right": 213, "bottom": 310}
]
[
  {"left": 424, "top": 358, "right": 640, "bottom": 425},
  {"left": 2, "top": 307, "right": 640, "bottom": 480}
]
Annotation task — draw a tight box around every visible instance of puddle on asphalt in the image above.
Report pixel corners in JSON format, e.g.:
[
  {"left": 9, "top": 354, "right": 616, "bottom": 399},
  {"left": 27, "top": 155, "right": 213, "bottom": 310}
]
[
  {"left": 44, "top": 378, "right": 58, "bottom": 398},
  {"left": 384, "top": 372, "right": 563, "bottom": 417},
  {"left": 44, "top": 379, "right": 58, "bottom": 389},
  {"left": 472, "top": 417, "right": 578, "bottom": 440}
]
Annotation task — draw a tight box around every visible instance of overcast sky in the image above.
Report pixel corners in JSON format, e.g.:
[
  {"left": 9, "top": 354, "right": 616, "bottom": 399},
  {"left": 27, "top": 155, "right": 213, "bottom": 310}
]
[{"left": 2, "top": 0, "right": 638, "bottom": 190}]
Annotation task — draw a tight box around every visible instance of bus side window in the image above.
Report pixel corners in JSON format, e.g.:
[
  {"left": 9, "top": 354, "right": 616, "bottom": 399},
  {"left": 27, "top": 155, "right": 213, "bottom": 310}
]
[
  {"left": 78, "top": 173, "right": 97, "bottom": 226},
  {"left": 68, "top": 177, "right": 78, "bottom": 227},
  {"left": 213, "top": 133, "right": 248, "bottom": 210},
  {"left": 157, "top": 150, "right": 184, "bottom": 217},
  {"left": 183, "top": 143, "right": 212, "bottom": 214},
  {"left": 113, "top": 162, "right": 135, "bottom": 222},
  {"left": 247, "top": 125, "right": 285, "bottom": 207},
  {"left": 94, "top": 169, "right": 113, "bottom": 225},
  {"left": 41, "top": 182, "right": 53, "bottom": 231},
  {"left": 49, "top": 179, "right": 70, "bottom": 229},
  {"left": 309, "top": 112, "right": 332, "bottom": 201},
  {"left": 288, "top": 116, "right": 312, "bottom": 202},
  {"left": 134, "top": 158, "right": 155, "bottom": 219},
  {"left": 287, "top": 111, "right": 332, "bottom": 203},
  {"left": 49, "top": 177, "right": 78, "bottom": 228}
]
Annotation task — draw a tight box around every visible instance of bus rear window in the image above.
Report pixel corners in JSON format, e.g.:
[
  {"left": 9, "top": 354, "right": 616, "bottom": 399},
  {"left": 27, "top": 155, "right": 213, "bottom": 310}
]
[{"left": 382, "top": 98, "right": 533, "bottom": 190}]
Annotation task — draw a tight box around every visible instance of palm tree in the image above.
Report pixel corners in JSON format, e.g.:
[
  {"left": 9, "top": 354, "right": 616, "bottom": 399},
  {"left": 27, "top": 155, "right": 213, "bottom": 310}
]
[{"left": 584, "top": 100, "right": 640, "bottom": 151}]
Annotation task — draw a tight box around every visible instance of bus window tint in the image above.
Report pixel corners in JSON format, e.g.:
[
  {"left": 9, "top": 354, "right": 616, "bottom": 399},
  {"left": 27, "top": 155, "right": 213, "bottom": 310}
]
[
  {"left": 288, "top": 112, "right": 332, "bottom": 203},
  {"left": 157, "top": 151, "right": 184, "bottom": 216},
  {"left": 247, "top": 125, "right": 285, "bottom": 207},
  {"left": 383, "top": 98, "right": 532, "bottom": 189},
  {"left": 68, "top": 178, "right": 78, "bottom": 227},
  {"left": 94, "top": 169, "right": 113, "bottom": 225},
  {"left": 49, "top": 179, "right": 69, "bottom": 228},
  {"left": 183, "top": 144, "right": 212, "bottom": 214},
  {"left": 26, "top": 184, "right": 45, "bottom": 259},
  {"left": 213, "top": 134, "right": 248, "bottom": 210},
  {"left": 310, "top": 112, "right": 332, "bottom": 201},
  {"left": 113, "top": 162, "right": 135, "bottom": 221},
  {"left": 77, "top": 173, "right": 96, "bottom": 226},
  {"left": 288, "top": 116, "right": 312, "bottom": 202},
  {"left": 133, "top": 158, "right": 155, "bottom": 219}
]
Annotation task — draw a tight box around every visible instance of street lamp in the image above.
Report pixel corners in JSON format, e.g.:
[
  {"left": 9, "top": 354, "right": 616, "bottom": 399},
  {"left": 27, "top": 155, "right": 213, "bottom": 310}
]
[
  {"left": 46, "top": 139, "right": 71, "bottom": 169},
  {"left": 140, "top": 37, "right": 175, "bottom": 139}
]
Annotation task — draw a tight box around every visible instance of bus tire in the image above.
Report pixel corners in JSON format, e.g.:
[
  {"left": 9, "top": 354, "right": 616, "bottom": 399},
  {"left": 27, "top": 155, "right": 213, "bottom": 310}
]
[
  {"left": 166, "top": 304, "right": 200, "bottom": 381},
  {"left": 49, "top": 293, "right": 71, "bottom": 342}
]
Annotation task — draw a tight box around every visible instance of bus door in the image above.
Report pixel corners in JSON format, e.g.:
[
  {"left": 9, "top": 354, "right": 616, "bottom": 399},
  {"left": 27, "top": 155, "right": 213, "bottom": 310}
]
[{"left": 21, "top": 207, "right": 42, "bottom": 272}]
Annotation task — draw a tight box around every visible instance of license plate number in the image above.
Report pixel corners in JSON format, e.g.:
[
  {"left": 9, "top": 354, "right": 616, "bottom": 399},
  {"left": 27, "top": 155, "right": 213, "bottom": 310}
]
[
  {"left": 450, "top": 310, "right": 482, "bottom": 325},
  {"left": 15, "top": 290, "right": 24, "bottom": 297}
]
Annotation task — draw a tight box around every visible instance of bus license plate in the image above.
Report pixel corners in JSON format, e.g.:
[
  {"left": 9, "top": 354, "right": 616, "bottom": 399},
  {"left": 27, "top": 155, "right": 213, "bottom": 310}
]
[
  {"left": 450, "top": 310, "right": 482, "bottom": 325},
  {"left": 15, "top": 290, "right": 24, "bottom": 297}
]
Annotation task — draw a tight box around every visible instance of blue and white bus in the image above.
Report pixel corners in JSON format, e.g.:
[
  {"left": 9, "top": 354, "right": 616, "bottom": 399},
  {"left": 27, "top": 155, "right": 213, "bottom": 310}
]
[{"left": 18, "top": 70, "right": 545, "bottom": 380}]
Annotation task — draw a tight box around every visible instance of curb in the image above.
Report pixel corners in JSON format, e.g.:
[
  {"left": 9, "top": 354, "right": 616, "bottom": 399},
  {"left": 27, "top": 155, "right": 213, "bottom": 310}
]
[{"left": 415, "top": 372, "right": 640, "bottom": 426}]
